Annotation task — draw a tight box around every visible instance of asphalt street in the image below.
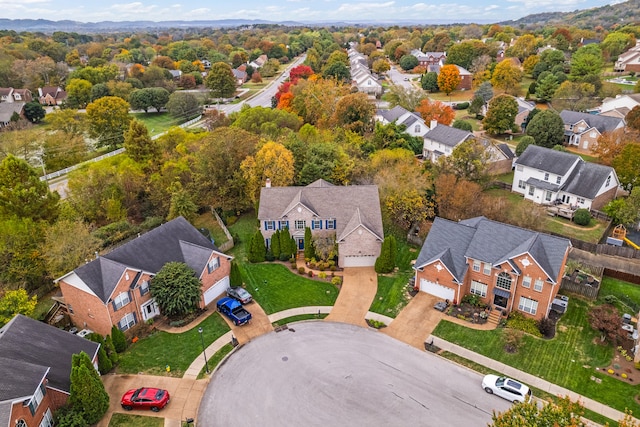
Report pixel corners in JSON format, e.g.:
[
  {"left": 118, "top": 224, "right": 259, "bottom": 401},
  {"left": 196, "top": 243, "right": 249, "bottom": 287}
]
[{"left": 198, "top": 321, "right": 510, "bottom": 426}]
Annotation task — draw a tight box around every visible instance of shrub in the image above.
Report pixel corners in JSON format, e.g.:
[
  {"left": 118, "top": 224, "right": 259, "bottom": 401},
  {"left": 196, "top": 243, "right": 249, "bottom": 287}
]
[
  {"left": 265, "top": 250, "right": 275, "bottom": 261},
  {"left": 506, "top": 312, "right": 543, "bottom": 337},
  {"left": 367, "top": 319, "right": 386, "bottom": 329},
  {"left": 461, "top": 293, "right": 482, "bottom": 306},
  {"left": 453, "top": 101, "right": 469, "bottom": 110},
  {"left": 604, "top": 295, "right": 618, "bottom": 305},
  {"left": 279, "top": 253, "right": 290, "bottom": 261},
  {"left": 308, "top": 270, "right": 314, "bottom": 277},
  {"left": 318, "top": 272, "right": 327, "bottom": 279},
  {"left": 538, "top": 317, "right": 555, "bottom": 337},
  {"left": 111, "top": 325, "right": 127, "bottom": 353},
  {"left": 298, "top": 267, "right": 306, "bottom": 274},
  {"left": 331, "top": 276, "right": 342, "bottom": 286},
  {"left": 573, "top": 208, "right": 591, "bottom": 226}
]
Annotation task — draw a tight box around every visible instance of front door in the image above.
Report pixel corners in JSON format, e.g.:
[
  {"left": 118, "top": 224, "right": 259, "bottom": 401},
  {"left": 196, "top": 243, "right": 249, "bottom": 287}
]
[
  {"left": 141, "top": 299, "right": 160, "bottom": 321},
  {"left": 297, "top": 238, "right": 304, "bottom": 250},
  {"left": 493, "top": 294, "right": 508, "bottom": 309}
]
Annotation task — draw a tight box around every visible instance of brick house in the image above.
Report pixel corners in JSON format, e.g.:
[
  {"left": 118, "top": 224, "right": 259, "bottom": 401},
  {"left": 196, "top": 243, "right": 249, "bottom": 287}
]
[
  {"left": 560, "top": 110, "right": 625, "bottom": 154},
  {"left": 414, "top": 217, "right": 571, "bottom": 320},
  {"left": 0, "top": 315, "right": 100, "bottom": 427},
  {"left": 512, "top": 145, "right": 620, "bottom": 210},
  {"left": 38, "top": 86, "right": 67, "bottom": 106},
  {"left": 257, "top": 179, "right": 383, "bottom": 268},
  {"left": 57, "top": 217, "right": 232, "bottom": 336},
  {"left": 0, "top": 87, "right": 32, "bottom": 103}
]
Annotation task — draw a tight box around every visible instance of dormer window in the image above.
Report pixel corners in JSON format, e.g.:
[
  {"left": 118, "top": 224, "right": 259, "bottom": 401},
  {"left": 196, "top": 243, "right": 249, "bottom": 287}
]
[
  {"left": 140, "top": 280, "right": 150, "bottom": 296},
  {"left": 544, "top": 173, "right": 549, "bottom": 181}
]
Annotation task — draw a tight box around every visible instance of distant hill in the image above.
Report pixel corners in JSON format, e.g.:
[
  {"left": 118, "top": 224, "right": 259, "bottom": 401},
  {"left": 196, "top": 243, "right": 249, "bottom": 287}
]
[
  {"left": 499, "top": 0, "right": 640, "bottom": 29},
  {"left": 0, "top": 19, "right": 280, "bottom": 32}
]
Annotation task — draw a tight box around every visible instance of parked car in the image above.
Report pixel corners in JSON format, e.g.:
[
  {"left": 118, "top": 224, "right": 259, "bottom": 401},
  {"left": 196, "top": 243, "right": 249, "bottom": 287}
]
[
  {"left": 481, "top": 375, "right": 532, "bottom": 403},
  {"left": 217, "top": 297, "right": 252, "bottom": 326},
  {"left": 121, "top": 387, "right": 170, "bottom": 412},
  {"left": 227, "top": 286, "right": 252, "bottom": 304}
]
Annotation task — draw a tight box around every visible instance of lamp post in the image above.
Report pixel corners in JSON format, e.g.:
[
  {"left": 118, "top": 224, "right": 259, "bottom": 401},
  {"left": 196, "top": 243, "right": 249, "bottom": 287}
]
[{"left": 198, "top": 327, "right": 209, "bottom": 374}]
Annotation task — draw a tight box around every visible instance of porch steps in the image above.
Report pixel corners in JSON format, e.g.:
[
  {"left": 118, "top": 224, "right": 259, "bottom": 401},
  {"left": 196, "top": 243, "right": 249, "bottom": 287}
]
[{"left": 487, "top": 310, "right": 502, "bottom": 327}]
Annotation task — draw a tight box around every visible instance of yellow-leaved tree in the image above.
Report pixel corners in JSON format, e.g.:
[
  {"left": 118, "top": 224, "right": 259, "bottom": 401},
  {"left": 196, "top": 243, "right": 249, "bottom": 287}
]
[{"left": 241, "top": 141, "right": 295, "bottom": 204}]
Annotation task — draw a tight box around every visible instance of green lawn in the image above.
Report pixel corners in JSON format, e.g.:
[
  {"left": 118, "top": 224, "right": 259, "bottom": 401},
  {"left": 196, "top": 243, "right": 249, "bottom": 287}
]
[
  {"left": 241, "top": 263, "right": 338, "bottom": 314},
  {"left": 192, "top": 211, "right": 228, "bottom": 246},
  {"left": 370, "top": 275, "right": 410, "bottom": 318},
  {"left": 599, "top": 276, "right": 640, "bottom": 316},
  {"left": 116, "top": 313, "right": 230, "bottom": 377},
  {"left": 109, "top": 414, "right": 164, "bottom": 427},
  {"left": 272, "top": 313, "right": 328, "bottom": 326},
  {"left": 432, "top": 295, "right": 640, "bottom": 413},
  {"left": 131, "top": 112, "right": 188, "bottom": 136},
  {"left": 492, "top": 171, "right": 514, "bottom": 185},
  {"left": 198, "top": 343, "right": 234, "bottom": 379}
]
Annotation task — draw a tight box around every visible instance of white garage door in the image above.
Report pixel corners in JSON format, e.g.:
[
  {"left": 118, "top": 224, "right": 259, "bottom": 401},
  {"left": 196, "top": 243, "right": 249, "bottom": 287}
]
[
  {"left": 342, "top": 255, "right": 377, "bottom": 267},
  {"left": 420, "top": 279, "right": 455, "bottom": 301},
  {"left": 203, "top": 276, "right": 230, "bottom": 306}
]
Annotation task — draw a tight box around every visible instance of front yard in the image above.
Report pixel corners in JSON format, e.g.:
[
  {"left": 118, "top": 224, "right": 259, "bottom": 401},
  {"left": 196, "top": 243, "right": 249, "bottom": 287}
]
[{"left": 432, "top": 276, "right": 640, "bottom": 414}]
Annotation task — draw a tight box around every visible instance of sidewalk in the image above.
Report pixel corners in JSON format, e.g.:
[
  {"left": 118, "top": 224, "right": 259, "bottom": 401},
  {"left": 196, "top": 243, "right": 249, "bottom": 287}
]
[{"left": 428, "top": 335, "right": 640, "bottom": 425}]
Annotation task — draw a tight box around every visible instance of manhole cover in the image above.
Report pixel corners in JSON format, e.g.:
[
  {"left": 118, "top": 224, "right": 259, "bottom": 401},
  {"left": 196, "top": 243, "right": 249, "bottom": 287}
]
[{"left": 282, "top": 356, "right": 288, "bottom": 362}]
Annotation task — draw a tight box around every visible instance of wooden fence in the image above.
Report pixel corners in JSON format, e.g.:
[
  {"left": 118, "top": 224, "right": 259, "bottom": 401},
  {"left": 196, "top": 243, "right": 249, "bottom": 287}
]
[
  {"left": 560, "top": 277, "right": 600, "bottom": 299},
  {"left": 211, "top": 208, "right": 235, "bottom": 252},
  {"left": 603, "top": 268, "right": 640, "bottom": 285}
]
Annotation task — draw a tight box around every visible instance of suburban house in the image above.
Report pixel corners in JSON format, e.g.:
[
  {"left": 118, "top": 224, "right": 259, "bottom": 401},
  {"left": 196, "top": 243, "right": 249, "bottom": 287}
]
[
  {"left": 0, "top": 87, "right": 32, "bottom": 103},
  {"left": 0, "top": 314, "right": 100, "bottom": 427},
  {"left": 57, "top": 216, "right": 233, "bottom": 336},
  {"left": 375, "top": 105, "right": 429, "bottom": 137},
  {"left": 168, "top": 69, "right": 182, "bottom": 80},
  {"left": 0, "top": 102, "right": 25, "bottom": 128},
  {"left": 249, "top": 54, "right": 268, "bottom": 69},
  {"left": 38, "top": 86, "right": 67, "bottom": 106},
  {"left": 560, "top": 110, "right": 625, "bottom": 154},
  {"left": 614, "top": 42, "right": 640, "bottom": 72},
  {"left": 455, "top": 65, "right": 473, "bottom": 90},
  {"left": 422, "top": 121, "right": 474, "bottom": 162},
  {"left": 514, "top": 97, "right": 536, "bottom": 130},
  {"left": 512, "top": 145, "right": 620, "bottom": 210},
  {"left": 411, "top": 49, "right": 446, "bottom": 67},
  {"left": 414, "top": 216, "right": 571, "bottom": 321},
  {"left": 232, "top": 68, "right": 248, "bottom": 85},
  {"left": 348, "top": 47, "right": 382, "bottom": 96},
  {"left": 257, "top": 179, "right": 384, "bottom": 268},
  {"left": 597, "top": 93, "right": 640, "bottom": 119}
]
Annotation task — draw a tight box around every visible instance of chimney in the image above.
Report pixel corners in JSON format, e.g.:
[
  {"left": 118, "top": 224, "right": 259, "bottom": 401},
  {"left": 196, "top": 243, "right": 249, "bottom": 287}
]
[
  {"left": 265, "top": 178, "right": 271, "bottom": 188},
  {"left": 430, "top": 120, "right": 438, "bottom": 130}
]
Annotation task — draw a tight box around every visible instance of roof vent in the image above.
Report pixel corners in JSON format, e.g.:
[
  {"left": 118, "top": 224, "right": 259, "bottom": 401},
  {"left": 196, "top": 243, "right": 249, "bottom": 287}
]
[{"left": 265, "top": 178, "right": 271, "bottom": 188}]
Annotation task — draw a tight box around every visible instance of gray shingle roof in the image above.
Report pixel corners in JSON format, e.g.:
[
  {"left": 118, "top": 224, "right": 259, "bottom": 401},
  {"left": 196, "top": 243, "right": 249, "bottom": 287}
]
[
  {"left": 0, "top": 315, "right": 99, "bottom": 401},
  {"left": 415, "top": 217, "right": 571, "bottom": 284},
  {"left": 560, "top": 110, "right": 624, "bottom": 133},
  {"left": 562, "top": 161, "right": 615, "bottom": 199},
  {"left": 376, "top": 105, "right": 409, "bottom": 123},
  {"left": 73, "top": 216, "right": 219, "bottom": 303},
  {"left": 514, "top": 145, "right": 579, "bottom": 176},
  {"left": 0, "top": 102, "right": 24, "bottom": 123},
  {"left": 497, "top": 143, "right": 515, "bottom": 159},
  {"left": 258, "top": 180, "right": 383, "bottom": 241},
  {"left": 424, "top": 124, "right": 473, "bottom": 147}
]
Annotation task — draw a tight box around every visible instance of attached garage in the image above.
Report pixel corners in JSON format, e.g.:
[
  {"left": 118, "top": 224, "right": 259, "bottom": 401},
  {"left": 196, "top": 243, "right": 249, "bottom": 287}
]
[
  {"left": 341, "top": 255, "right": 377, "bottom": 267},
  {"left": 419, "top": 279, "right": 455, "bottom": 301},
  {"left": 203, "top": 276, "right": 230, "bottom": 306}
]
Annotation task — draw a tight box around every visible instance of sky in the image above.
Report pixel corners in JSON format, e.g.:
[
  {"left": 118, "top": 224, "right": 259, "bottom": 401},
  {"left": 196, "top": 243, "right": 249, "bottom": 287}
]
[{"left": 0, "top": 0, "right": 623, "bottom": 24}]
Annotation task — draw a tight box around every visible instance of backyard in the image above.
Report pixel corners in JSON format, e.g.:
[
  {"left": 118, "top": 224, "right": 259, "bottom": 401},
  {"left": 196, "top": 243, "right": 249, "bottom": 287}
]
[
  {"left": 432, "top": 276, "right": 640, "bottom": 414},
  {"left": 131, "top": 112, "right": 189, "bottom": 136}
]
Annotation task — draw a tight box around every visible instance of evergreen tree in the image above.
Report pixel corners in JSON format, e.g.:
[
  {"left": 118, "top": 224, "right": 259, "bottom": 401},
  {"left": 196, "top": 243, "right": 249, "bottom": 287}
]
[
  {"left": 104, "top": 334, "right": 118, "bottom": 364},
  {"left": 97, "top": 345, "right": 112, "bottom": 374},
  {"left": 291, "top": 237, "right": 297, "bottom": 258},
  {"left": 304, "top": 227, "right": 315, "bottom": 260},
  {"left": 272, "top": 229, "right": 281, "bottom": 259},
  {"left": 280, "top": 227, "right": 292, "bottom": 260},
  {"left": 69, "top": 352, "right": 109, "bottom": 425},
  {"left": 230, "top": 261, "right": 242, "bottom": 287},
  {"left": 248, "top": 230, "right": 266, "bottom": 263},
  {"left": 111, "top": 325, "right": 127, "bottom": 353},
  {"left": 375, "top": 236, "right": 397, "bottom": 273}
]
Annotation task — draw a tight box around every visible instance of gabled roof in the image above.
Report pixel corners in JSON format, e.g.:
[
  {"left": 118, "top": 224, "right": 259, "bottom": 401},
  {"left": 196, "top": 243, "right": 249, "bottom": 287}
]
[
  {"left": 0, "top": 315, "right": 99, "bottom": 401},
  {"left": 497, "top": 143, "right": 515, "bottom": 159},
  {"left": 258, "top": 180, "right": 383, "bottom": 241},
  {"left": 424, "top": 123, "right": 473, "bottom": 147},
  {"left": 560, "top": 110, "right": 624, "bottom": 133},
  {"left": 562, "top": 161, "right": 617, "bottom": 199},
  {"left": 376, "top": 105, "right": 409, "bottom": 123},
  {"left": 514, "top": 145, "right": 579, "bottom": 176},
  {"left": 0, "top": 102, "right": 25, "bottom": 123},
  {"left": 70, "top": 217, "right": 221, "bottom": 303},
  {"left": 415, "top": 217, "right": 571, "bottom": 284}
]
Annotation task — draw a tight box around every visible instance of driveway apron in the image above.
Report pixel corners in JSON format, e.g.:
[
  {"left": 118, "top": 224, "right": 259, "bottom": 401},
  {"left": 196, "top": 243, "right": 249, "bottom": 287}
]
[
  {"left": 219, "top": 301, "right": 274, "bottom": 345},
  {"left": 325, "top": 267, "right": 378, "bottom": 327},
  {"left": 382, "top": 292, "right": 444, "bottom": 349},
  {"left": 98, "top": 374, "right": 205, "bottom": 427}
]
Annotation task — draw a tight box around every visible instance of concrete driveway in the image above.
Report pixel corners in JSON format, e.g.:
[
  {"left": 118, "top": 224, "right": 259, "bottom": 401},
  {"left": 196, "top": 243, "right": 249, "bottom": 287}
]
[
  {"left": 98, "top": 374, "right": 207, "bottom": 427},
  {"left": 217, "top": 301, "right": 274, "bottom": 345},
  {"left": 382, "top": 292, "right": 445, "bottom": 350},
  {"left": 325, "top": 267, "right": 377, "bottom": 327}
]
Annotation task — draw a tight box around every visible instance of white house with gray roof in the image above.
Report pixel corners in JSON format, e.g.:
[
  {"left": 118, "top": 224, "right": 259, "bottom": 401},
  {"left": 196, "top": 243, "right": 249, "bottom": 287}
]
[
  {"left": 422, "top": 121, "right": 474, "bottom": 162},
  {"left": 560, "top": 110, "right": 625, "bottom": 154},
  {"left": 512, "top": 145, "right": 620, "bottom": 210},
  {"left": 257, "top": 179, "right": 384, "bottom": 268},
  {"left": 414, "top": 216, "right": 570, "bottom": 320},
  {"left": 375, "top": 105, "right": 429, "bottom": 137}
]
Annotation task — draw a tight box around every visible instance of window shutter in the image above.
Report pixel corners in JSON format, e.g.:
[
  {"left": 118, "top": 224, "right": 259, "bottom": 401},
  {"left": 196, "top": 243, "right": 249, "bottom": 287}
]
[
  {"left": 112, "top": 300, "right": 117, "bottom": 311},
  {"left": 311, "top": 221, "right": 315, "bottom": 230},
  {"left": 40, "top": 383, "right": 46, "bottom": 396},
  {"left": 133, "top": 312, "right": 137, "bottom": 324},
  {"left": 318, "top": 221, "right": 322, "bottom": 230},
  {"left": 263, "top": 221, "right": 268, "bottom": 229},
  {"left": 28, "top": 400, "right": 36, "bottom": 416}
]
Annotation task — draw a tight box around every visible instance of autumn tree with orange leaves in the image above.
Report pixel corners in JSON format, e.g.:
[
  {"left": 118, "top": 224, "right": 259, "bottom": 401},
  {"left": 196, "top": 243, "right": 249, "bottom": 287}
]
[
  {"left": 437, "top": 64, "right": 461, "bottom": 95},
  {"left": 277, "top": 92, "right": 294, "bottom": 111},
  {"left": 416, "top": 99, "right": 455, "bottom": 126}
]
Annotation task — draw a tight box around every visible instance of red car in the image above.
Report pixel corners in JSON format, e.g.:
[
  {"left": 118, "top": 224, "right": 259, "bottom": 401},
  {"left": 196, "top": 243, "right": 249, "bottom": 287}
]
[{"left": 121, "top": 387, "right": 170, "bottom": 412}]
